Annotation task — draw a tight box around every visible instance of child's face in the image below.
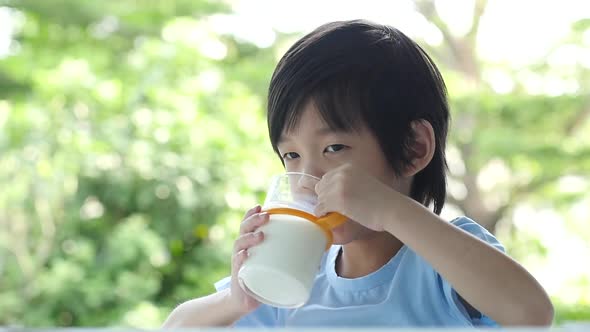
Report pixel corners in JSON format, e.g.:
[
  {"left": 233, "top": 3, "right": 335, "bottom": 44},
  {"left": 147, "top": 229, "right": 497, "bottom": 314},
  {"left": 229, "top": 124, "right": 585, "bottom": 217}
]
[{"left": 276, "top": 102, "right": 413, "bottom": 244}]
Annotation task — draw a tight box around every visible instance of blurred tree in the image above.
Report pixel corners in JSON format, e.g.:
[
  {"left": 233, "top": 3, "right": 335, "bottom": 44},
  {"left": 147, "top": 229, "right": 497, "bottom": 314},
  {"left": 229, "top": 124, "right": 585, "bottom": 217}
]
[
  {"left": 414, "top": 0, "right": 590, "bottom": 233},
  {"left": 0, "top": 0, "right": 281, "bottom": 326}
]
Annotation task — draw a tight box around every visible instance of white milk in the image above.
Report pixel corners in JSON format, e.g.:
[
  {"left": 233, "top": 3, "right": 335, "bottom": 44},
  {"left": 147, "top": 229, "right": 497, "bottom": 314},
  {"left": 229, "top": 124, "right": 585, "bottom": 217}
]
[{"left": 238, "top": 213, "right": 327, "bottom": 308}]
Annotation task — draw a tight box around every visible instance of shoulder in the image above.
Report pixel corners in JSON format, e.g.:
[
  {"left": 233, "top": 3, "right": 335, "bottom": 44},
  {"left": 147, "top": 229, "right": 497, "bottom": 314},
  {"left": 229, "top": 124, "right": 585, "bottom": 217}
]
[
  {"left": 395, "top": 216, "right": 506, "bottom": 275},
  {"left": 393, "top": 216, "right": 504, "bottom": 326},
  {"left": 449, "top": 216, "right": 505, "bottom": 252}
]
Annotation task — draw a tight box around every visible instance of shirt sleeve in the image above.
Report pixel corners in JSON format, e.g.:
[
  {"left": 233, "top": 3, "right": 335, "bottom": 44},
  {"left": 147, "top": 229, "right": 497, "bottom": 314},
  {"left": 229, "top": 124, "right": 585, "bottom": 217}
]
[
  {"left": 439, "top": 216, "right": 505, "bottom": 327},
  {"left": 214, "top": 276, "right": 279, "bottom": 327}
]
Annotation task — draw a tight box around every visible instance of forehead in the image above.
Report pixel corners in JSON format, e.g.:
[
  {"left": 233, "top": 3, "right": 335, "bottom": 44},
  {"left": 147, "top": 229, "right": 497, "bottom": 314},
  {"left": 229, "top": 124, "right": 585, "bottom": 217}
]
[{"left": 284, "top": 103, "right": 324, "bottom": 130}]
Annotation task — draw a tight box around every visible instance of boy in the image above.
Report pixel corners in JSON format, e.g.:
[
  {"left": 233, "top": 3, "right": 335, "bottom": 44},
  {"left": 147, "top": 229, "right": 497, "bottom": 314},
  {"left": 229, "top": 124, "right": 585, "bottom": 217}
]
[{"left": 162, "top": 19, "right": 553, "bottom": 327}]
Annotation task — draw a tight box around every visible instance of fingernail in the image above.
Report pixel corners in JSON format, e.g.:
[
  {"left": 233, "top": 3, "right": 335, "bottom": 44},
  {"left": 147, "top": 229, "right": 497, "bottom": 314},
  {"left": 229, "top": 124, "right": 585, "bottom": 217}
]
[{"left": 254, "top": 231, "right": 263, "bottom": 238}]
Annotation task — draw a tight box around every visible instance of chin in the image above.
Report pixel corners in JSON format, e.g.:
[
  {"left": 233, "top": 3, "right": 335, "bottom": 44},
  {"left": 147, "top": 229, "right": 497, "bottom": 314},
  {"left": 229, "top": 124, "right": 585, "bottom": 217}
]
[
  {"left": 330, "top": 224, "right": 349, "bottom": 245},
  {"left": 330, "top": 220, "right": 378, "bottom": 245},
  {"left": 330, "top": 221, "right": 361, "bottom": 245}
]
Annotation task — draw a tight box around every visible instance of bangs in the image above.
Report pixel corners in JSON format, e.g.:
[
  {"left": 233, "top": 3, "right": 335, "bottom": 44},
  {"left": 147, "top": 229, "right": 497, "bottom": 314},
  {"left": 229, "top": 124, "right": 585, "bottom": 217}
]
[{"left": 280, "top": 75, "right": 369, "bottom": 137}]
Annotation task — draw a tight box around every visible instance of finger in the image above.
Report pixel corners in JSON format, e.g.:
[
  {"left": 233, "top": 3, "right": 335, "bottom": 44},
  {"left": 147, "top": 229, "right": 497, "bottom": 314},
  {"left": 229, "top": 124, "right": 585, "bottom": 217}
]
[
  {"left": 232, "top": 249, "right": 249, "bottom": 274},
  {"left": 314, "top": 202, "right": 325, "bottom": 217},
  {"left": 315, "top": 172, "right": 334, "bottom": 195},
  {"left": 314, "top": 180, "right": 322, "bottom": 196},
  {"left": 233, "top": 231, "right": 264, "bottom": 253},
  {"left": 239, "top": 212, "right": 269, "bottom": 234},
  {"left": 242, "top": 205, "right": 261, "bottom": 220}
]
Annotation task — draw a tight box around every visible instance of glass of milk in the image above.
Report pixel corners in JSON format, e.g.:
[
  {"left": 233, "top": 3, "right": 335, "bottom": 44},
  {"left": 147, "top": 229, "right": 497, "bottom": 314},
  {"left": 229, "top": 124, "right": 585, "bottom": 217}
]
[{"left": 237, "top": 172, "right": 347, "bottom": 308}]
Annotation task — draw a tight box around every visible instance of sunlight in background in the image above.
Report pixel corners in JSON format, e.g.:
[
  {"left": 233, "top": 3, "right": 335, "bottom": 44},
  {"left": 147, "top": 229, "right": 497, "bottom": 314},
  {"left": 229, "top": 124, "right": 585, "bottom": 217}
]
[
  {"left": 478, "top": 0, "right": 589, "bottom": 64},
  {"left": 218, "top": 0, "right": 590, "bottom": 96},
  {"left": 0, "top": 7, "right": 16, "bottom": 57},
  {"left": 224, "top": 0, "right": 590, "bottom": 59}
]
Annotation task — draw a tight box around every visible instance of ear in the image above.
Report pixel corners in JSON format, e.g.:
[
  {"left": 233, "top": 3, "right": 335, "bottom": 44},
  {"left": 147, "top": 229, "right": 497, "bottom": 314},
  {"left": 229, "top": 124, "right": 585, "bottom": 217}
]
[{"left": 403, "top": 119, "right": 435, "bottom": 177}]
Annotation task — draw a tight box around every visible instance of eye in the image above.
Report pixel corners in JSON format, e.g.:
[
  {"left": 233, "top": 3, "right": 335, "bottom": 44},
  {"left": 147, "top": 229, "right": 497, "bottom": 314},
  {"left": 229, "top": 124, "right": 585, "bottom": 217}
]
[
  {"left": 282, "top": 152, "right": 300, "bottom": 160},
  {"left": 324, "top": 144, "right": 347, "bottom": 153}
]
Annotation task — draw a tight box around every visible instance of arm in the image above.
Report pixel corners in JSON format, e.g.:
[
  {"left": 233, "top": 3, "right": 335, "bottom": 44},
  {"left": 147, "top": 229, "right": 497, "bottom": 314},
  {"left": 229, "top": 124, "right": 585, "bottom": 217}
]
[
  {"left": 383, "top": 193, "right": 554, "bottom": 326},
  {"left": 161, "top": 289, "right": 245, "bottom": 328},
  {"left": 315, "top": 164, "right": 554, "bottom": 326}
]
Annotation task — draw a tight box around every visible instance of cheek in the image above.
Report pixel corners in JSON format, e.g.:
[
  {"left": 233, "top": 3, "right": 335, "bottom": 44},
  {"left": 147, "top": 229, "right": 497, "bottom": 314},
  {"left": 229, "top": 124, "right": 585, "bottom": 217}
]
[{"left": 351, "top": 154, "right": 396, "bottom": 187}]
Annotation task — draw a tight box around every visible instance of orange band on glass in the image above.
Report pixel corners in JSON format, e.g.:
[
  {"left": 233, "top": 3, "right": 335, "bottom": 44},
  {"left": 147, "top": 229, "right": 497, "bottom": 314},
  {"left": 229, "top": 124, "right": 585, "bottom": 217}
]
[{"left": 263, "top": 207, "right": 348, "bottom": 250}]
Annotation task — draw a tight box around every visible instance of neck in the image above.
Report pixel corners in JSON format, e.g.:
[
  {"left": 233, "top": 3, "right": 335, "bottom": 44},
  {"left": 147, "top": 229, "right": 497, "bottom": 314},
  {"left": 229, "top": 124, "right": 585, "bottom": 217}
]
[{"left": 336, "top": 231, "right": 404, "bottom": 279}]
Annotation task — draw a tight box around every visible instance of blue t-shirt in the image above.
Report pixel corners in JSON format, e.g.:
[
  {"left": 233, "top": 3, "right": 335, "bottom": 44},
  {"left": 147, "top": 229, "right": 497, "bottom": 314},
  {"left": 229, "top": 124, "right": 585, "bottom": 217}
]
[{"left": 215, "top": 216, "right": 504, "bottom": 327}]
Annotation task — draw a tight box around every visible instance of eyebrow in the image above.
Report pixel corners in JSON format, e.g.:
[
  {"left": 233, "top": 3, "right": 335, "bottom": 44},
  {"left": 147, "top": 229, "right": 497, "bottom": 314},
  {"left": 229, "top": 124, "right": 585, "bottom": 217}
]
[{"left": 278, "top": 126, "right": 347, "bottom": 144}]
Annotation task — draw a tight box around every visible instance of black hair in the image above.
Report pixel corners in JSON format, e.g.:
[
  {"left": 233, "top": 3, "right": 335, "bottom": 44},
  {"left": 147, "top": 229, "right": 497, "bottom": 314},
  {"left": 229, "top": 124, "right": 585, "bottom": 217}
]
[{"left": 267, "top": 19, "right": 449, "bottom": 215}]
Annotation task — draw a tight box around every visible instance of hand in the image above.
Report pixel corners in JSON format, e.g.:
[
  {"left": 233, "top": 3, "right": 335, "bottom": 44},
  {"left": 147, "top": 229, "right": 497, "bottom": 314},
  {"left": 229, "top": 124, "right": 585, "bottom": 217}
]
[
  {"left": 314, "top": 164, "right": 399, "bottom": 232},
  {"left": 228, "top": 205, "right": 268, "bottom": 314}
]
